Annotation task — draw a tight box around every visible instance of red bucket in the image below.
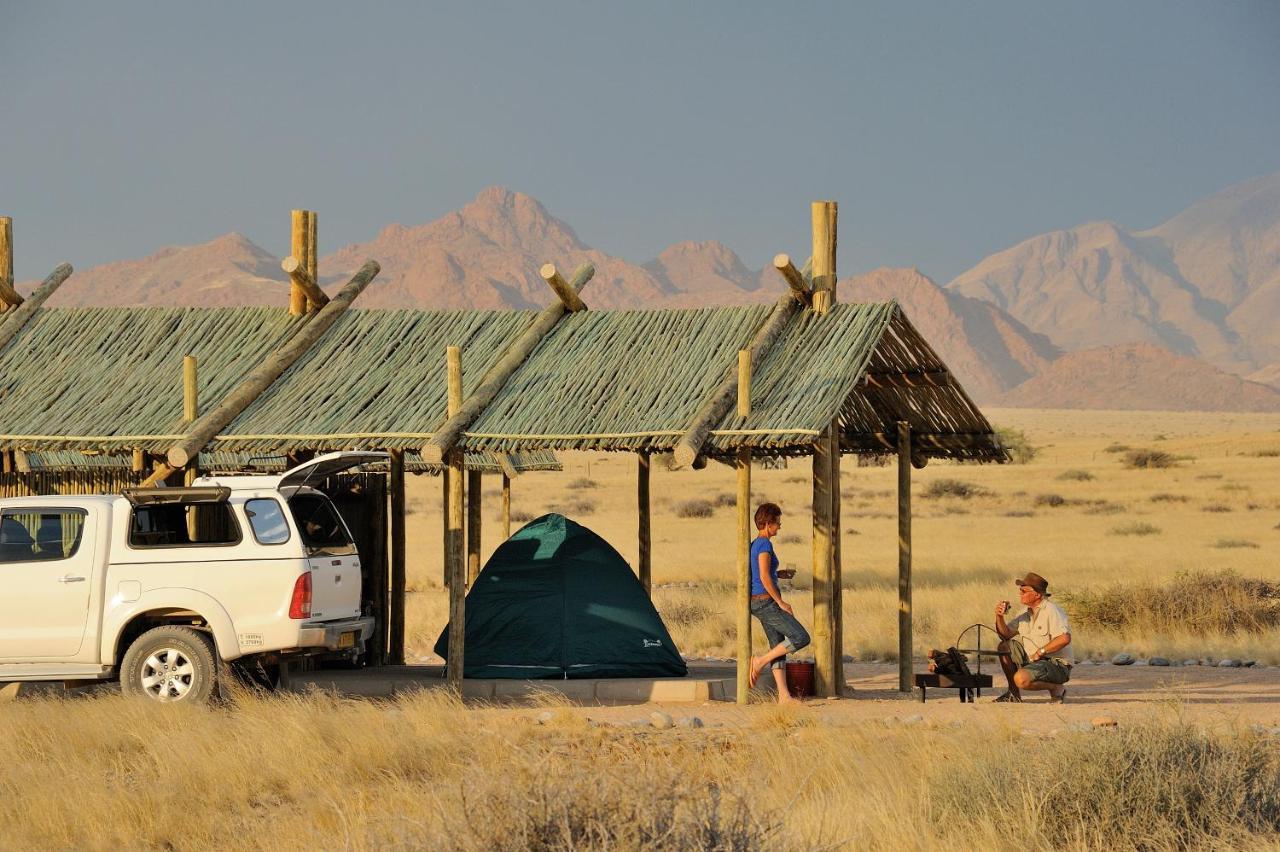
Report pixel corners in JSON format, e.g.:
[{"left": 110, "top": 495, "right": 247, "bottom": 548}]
[{"left": 785, "top": 661, "right": 815, "bottom": 697}]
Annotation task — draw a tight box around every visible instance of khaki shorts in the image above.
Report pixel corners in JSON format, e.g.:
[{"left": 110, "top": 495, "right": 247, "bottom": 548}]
[{"left": 1008, "top": 641, "right": 1072, "bottom": 685}]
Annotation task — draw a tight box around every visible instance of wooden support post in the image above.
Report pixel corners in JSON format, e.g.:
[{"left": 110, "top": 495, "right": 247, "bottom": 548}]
[
  {"left": 389, "top": 448, "right": 406, "bottom": 665},
  {"left": 466, "top": 469, "right": 482, "bottom": 583},
  {"left": 0, "top": 217, "right": 20, "bottom": 308},
  {"left": 811, "top": 201, "right": 838, "bottom": 314},
  {"left": 445, "top": 346, "right": 466, "bottom": 689},
  {"left": 0, "top": 263, "right": 73, "bottom": 352},
  {"left": 897, "top": 421, "right": 912, "bottom": 692},
  {"left": 831, "top": 424, "right": 843, "bottom": 693},
  {"left": 289, "top": 210, "right": 308, "bottom": 316},
  {"left": 637, "top": 451, "right": 651, "bottom": 595},
  {"left": 441, "top": 472, "right": 450, "bottom": 586},
  {"left": 539, "top": 263, "right": 588, "bottom": 311},
  {"left": 132, "top": 448, "right": 145, "bottom": 473},
  {"left": 306, "top": 210, "right": 318, "bottom": 312},
  {"left": 183, "top": 356, "right": 198, "bottom": 487},
  {"left": 735, "top": 353, "right": 753, "bottom": 705},
  {"left": 369, "top": 473, "right": 388, "bottom": 666},
  {"left": 501, "top": 473, "right": 512, "bottom": 540},
  {"left": 423, "top": 263, "right": 595, "bottom": 463},
  {"left": 166, "top": 261, "right": 379, "bottom": 468},
  {"left": 811, "top": 425, "right": 836, "bottom": 696}
]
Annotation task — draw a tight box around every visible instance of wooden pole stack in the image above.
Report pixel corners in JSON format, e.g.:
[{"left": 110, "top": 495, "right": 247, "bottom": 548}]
[
  {"left": 287, "top": 210, "right": 322, "bottom": 315},
  {"left": 445, "top": 346, "right": 466, "bottom": 689},
  {"left": 389, "top": 448, "right": 407, "bottom": 665},
  {"left": 809, "top": 200, "right": 842, "bottom": 697},
  {"left": 637, "top": 451, "right": 651, "bottom": 595},
  {"left": 0, "top": 217, "right": 21, "bottom": 310},
  {"left": 897, "top": 421, "right": 913, "bottom": 692},
  {"left": 735, "top": 349, "right": 752, "bottom": 706}
]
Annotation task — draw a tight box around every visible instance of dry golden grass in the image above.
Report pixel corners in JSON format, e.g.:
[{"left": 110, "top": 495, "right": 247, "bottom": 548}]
[
  {"left": 1, "top": 689, "right": 1277, "bottom": 850},
  {"left": 402, "top": 409, "right": 1280, "bottom": 665}
]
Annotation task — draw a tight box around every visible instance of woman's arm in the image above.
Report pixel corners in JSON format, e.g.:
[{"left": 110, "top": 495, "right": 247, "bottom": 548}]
[{"left": 759, "top": 552, "right": 792, "bottom": 614}]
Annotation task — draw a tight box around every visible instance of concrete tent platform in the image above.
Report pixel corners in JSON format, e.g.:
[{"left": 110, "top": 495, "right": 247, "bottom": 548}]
[{"left": 287, "top": 663, "right": 735, "bottom": 704}]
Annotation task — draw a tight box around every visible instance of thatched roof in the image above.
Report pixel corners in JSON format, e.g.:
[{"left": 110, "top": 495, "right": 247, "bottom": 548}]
[
  {"left": 22, "top": 450, "right": 561, "bottom": 475},
  {"left": 0, "top": 300, "right": 1005, "bottom": 464}
]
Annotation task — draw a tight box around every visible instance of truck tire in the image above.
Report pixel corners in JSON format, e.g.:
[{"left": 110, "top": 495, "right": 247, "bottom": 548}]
[{"left": 120, "top": 626, "right": 218, "bottom": 704}]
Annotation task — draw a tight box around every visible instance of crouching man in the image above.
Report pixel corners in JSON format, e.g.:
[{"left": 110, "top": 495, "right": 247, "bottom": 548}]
[{"left": 994, "top": 572, "right": 1072, "bottom": 703}]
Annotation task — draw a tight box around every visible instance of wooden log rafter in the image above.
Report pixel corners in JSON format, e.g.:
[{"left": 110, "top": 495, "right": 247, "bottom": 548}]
[
  {"left": 0, "top": 263, "right": 74, "bottom": 352},
  {"left": 422, "top": 263, "right": 595, "bottom": 464},
  {"left": 165, "top": 260, "right": 380, "bottom": 469},
  {"left": 281, "top": 255, "right": 330, "bottom": 309},
  {"left": 862, "top": 370, "right": 952, "bottom": 390},
  {"left": 771, "top": 253, "right": 812, "bottom": 307},
  {"left": 841, "top": 432, "right": 1002, "bottom": 453},
  {"left": 671, "top": 290, "right": 803, "bottom": 469},
  {"left": 0, "top": 216, "right": 21, "bottom": 308},
  {"left": 539, "top": 263, "right": 588, "bottom": 312}
]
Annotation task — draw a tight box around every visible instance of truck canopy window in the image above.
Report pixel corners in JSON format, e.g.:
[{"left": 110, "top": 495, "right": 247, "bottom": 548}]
[
  {"left": 288, "top": 493, "right": 355, "bottom": 556},
  {"left": 130, "top": 503, "right": 240, "bottom": 548},
  {"left": 244, "top": 498, "right": 290, "bottom": 545},
  {"left": 0, "top": 510, "right": 87, "bottom": 563}
]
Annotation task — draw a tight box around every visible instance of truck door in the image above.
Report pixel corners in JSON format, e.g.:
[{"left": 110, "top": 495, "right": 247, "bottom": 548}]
[
  {"left": 287, "top": 492, "right": 362, "bottom": 622},
  {"left": 0, "top": 507, "right": 95, "bottom": 659}
]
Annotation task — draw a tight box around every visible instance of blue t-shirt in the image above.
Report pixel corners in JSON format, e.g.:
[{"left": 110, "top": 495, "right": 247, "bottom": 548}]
[{"left": 748, "top": 536, "right": 779, "bottom": 596}]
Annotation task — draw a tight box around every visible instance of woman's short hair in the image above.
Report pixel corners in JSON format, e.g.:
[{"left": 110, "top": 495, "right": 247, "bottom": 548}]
[{"left": 754, "top": 502, "right": 782, "bottom": 530}]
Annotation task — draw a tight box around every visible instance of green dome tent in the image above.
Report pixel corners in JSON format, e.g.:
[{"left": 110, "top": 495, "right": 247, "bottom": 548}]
[{"left": 434, "top": 514, "right": 688, "bottom": 679}]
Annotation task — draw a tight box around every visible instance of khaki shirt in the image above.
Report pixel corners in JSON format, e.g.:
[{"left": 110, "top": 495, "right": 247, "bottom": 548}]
[{"left": 1007, "top": 600, "right": 1073, "bottom": 665}]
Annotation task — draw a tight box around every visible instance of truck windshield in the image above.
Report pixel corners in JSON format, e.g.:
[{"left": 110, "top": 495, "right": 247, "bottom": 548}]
[{"left": 288, "top": 493, "right": 355, "bottom": 555}]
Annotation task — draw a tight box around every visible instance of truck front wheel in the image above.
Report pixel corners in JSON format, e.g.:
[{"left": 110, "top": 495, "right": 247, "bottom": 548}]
[{"left": 121, "top": 626, "right": 218, "bottom": 704}]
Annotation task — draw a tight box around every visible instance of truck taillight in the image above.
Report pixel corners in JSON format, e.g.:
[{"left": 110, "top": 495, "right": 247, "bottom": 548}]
[{"left": 289, "top": 572, "right": 312, "bottom": 619}]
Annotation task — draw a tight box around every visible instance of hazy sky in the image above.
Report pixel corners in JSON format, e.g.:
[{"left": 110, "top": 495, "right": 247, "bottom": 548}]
[{"left": 2, "top": 1, "right": 1278, "bottom": 284}]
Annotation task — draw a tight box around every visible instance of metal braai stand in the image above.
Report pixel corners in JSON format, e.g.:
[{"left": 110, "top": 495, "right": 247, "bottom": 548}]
[{"left": 913, "top": 624, "right": 998, "bottom": 703}]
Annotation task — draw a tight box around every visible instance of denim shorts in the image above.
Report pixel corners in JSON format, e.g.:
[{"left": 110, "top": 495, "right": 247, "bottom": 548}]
[{"left": 749, "top": 598, "right": 811, "bottom": 670}]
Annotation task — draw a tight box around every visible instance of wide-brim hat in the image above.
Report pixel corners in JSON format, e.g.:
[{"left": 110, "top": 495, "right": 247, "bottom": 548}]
[{"left": 1013, "top": 572, "right": 1049, "bottom": 595}]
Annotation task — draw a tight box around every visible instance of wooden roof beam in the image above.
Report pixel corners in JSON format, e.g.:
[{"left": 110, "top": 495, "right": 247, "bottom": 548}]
[
  {"left": 281, "top": 256, "right": 330, "bottom": 309},
  {"left": 0, "top": 217, "right": 20, "bottom": 308},
  {"left": 862, "top": 370, "right": 952, "bottom": 390},
  {"left": 540, "top": 263, "right": 588, "bottom": 311},
  {"left": 772, "top": 254, "right": 812, "bottom": 307},
  {"left": 842, "top": 432, "right": 1004, "bottom": 454},
  {"left": 671, "top": 289, "right": 803, "bottom": 469},
  {"left": 0, "top": 263, "right": 73, "bottom": 352},
  {"left": 165, "top": 260, "right": 381, "bottom": 469},
  {"left": 422, "top": 263, "right": 595, "bottom": 464}
]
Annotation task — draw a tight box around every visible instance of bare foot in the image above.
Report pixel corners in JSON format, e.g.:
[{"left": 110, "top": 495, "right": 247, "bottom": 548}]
[
  {"left": 748, "top": 657, "right": 765, "bottom": 688},
  {"left": 778, "top": 693, "right": 802, "bottom": 706}
]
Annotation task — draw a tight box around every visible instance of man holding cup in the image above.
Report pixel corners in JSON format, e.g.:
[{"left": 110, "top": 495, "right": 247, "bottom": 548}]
[{"left": 994, "top": 572, "right": 1073, "bottom": 703}]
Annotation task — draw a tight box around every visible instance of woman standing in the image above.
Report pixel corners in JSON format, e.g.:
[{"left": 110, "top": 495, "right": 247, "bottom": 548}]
[{"left": 747, "top": 502, "right": 811, "bottom": 703}]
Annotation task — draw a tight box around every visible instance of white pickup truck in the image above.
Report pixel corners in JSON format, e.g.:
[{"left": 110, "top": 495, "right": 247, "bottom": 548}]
[{"left": 0, "top": 452, "right": 383, "bottom": 702}]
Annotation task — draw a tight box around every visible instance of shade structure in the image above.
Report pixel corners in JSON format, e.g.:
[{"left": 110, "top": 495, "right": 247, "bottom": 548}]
[{"left": 434, "top": 514, "right": 687, "bottom": 679}]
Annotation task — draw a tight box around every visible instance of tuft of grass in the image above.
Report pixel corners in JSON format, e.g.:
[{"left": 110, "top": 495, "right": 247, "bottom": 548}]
[
  {"left": 1004, "top": 510, "right": 1035, "bottom": 518},
  {"left": 994, "top": 425, "right": 1037, "bottom": 464},
  {"left": 1122, "top": 448, "right": 1178, "bottom": 469},
  {"left": 1213, "top": 538, "right": 1260, "bottom": 550},
  {"left": 922, "top": 479, "right": 992, "bottom": 500},
  {"left": 510, "top": 509, "right": 534, "bottom": 523},
  {"left": 780, "top": 533, "right": 803, "bottom": 545},
  {"left": 1083, "top": 501, "right": 1126, "bottom": 516},
  {"left": 1033, "top": 493, "right": 1066, "bottom": 508},
  {"left": 566, "top": 477, "right": 598, "bottom": 490},
  {"left": 1103, "top": 442, "right": 1131, "bottom": 453},
  {"left": 712, "top": 492, "right": 736, "bottom": 508},
  {"left": 1201, "top": 503, "right": 1233, "bottom": 513},
  {"left": 1110, "top": 521, "right": 1161, "bottom": 536},
  {"left": 1149, "top": 493, "right": 1189, "bottom": 503},
  {"left": 675, "top": 499, "right": 715, "bottom": 519},
  {"left": 1056, "top": 469, "right": 1095, "bottom": 481},
  {"left": 1245, "top": 448, "right": 1280, "bottom": 457},
  {"left": 1061, "top": 570, "right": 1280, "bottom": 634}
]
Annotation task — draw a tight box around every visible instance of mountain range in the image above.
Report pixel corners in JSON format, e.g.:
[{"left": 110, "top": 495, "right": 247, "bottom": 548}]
[{"left": 19, "top": 175, "right": 1280, "bottom": 412}]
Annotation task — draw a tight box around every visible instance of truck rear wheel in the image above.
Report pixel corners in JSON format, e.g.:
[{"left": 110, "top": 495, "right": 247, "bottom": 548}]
[{"left": 121, "top": 626, "right": 218, "bottom": 704}]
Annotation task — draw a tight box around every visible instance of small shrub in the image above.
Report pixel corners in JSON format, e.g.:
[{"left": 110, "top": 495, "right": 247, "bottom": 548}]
[
  {"left": 1103, "top": 442, "right": 1131, "bottom": 453},
  {"left": 780, "top": 533, "right": 802, "bottom": 545},
  {"left": 922, "top": 479, "right": 991, "bottom": 500},
  {"left": 1005, "top": 510, "right": 1035, "bottom": 518},
  {"left": 844, "top": 527, "right": 860, "bottom": 536},
  {"left": 1196, "top": 473, "right": 1224, "bottom": 480},
  {"left": 1033, "top": 493, "right": 1066, "bottom": 508},
  {"left": 712, "top": 492, "right": 736, "bottom": 508},
  {"left": 784, "top": 475, "right": 806, "bottom": 484},
  {"left": 995, "top": 425, "right": 1037, "bottom": 464},
  {"left": 1060, "top": 570, "right": 1280, "bottom": 634},
  {"left": 660, "top": 598, "right": 713, "bottom": 628},
  {"left": 941, "top": 505, "right": 969, "bottom": 515},
  {"left": 1111, "top": 521, "right": 1161, "bottom": 536},
  {"left": 1150, "top": 493, "right": 1189, "bottom": 503},
  {"left": 675, "top": 499, "right": 715, "bottom": 518},
  {"left": 510, "top": 509, "right": 535, "bottom": 523},
  {"left": 554, "top": 500, "right": 596, "bottom": 517},
  {"left": 567, "top": 477, "right": 597, "bottom": 490},
  {"left": 1083, "top": 501, "right": 1126, "bottom": 516},
  {"left": 1201, "top": 503, "right": 1233, "bottom": 513},
  {"left": 1056, "top": 469, "right": 1094, "bottom": 481},
  {"left": 1213, "top": 538, "right": 1259, "bottom": 549},
  {"left": 1246, "top": 448, "right": 1280, "bottom": 457},
  {"left": 1122, "top": 448, "right": 1178, "bottom": 469}
]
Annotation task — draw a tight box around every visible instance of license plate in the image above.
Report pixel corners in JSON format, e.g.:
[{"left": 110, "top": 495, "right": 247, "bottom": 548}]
[{"left": 337, "top": 631, "right": 356, "bottom": 649}]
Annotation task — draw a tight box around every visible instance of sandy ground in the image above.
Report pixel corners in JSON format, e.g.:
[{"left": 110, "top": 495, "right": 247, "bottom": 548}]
[{"left": 479, "top": 661, "right": 1280, "bottom": 734}]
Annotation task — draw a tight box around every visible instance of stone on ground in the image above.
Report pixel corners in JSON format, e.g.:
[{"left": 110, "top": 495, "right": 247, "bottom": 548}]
[
  {"left": 1111, "top": 653, "right": 1135, "bottom": 665},
  {"left": 1148, "top": 657, "right": 1170, "bottom": 666},
  {"left": 649, "top": 711, "right": 674, "bottom": 729}
]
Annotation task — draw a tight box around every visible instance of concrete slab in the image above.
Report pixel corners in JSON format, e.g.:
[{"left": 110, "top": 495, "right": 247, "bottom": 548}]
[{"left": 287, "top": 664, "right": 733, "bottom": 705}]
